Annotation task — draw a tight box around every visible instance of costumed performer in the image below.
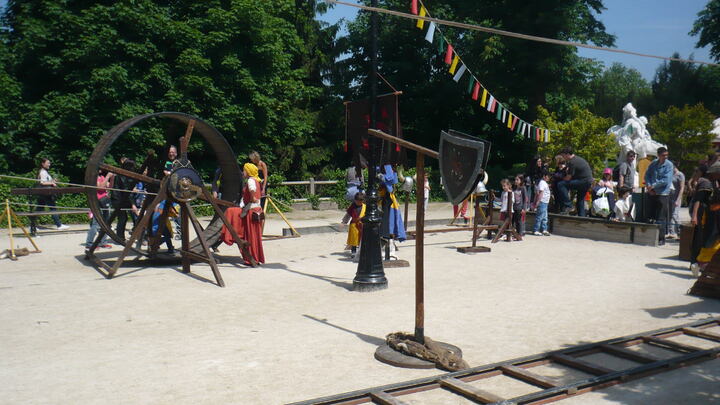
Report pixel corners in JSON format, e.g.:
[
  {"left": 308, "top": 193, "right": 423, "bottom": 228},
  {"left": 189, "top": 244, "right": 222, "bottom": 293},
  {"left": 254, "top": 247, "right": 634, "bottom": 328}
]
[
  {"left": 378, "top": 165, "right": 406, "bottom": 255},
  {"left": 241, "top": 163, "right": 265, "bottom": 265},
  {"left": 341, "top": 192, "right": 366, "bottom": 258},
  {"left": 690, "top": 163, "right": 719, "bottom": 276},
  {"left": 150, "top": 200, "right": 176, "bottom": 253}
]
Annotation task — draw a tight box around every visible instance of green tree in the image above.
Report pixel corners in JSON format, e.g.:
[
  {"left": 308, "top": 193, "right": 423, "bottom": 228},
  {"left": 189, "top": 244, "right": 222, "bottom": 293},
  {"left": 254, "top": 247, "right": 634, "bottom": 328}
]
[
  {"left": 690, "top": 0, "right": 720, "bottom": 61},
  {"left": 589, "top": 62, "right": 652, "bottom": 122},
  {"left": 536, "top": 105, "right": 617, "bottom": 177},
  {"left": 649, "top": 104, "right": 715, "bottom": 174},
  {"left": 0, "top": 0, "right": 339, "bottom": 180},
  {"left": 330, "top": 0, "right": 614, "bottom": 171}
]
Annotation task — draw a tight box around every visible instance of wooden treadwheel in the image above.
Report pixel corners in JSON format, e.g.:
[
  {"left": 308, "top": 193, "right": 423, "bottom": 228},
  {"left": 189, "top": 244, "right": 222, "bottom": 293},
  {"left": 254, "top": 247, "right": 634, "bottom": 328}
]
[{"left": 83, "top": 112, "right": 257, "bottom": 287}]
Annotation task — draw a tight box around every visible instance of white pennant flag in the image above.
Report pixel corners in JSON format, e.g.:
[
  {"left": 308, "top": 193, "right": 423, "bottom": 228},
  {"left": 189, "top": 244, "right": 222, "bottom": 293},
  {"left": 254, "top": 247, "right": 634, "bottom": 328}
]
[
  {"left": 452, "top": 64, "right": 467, "bottom": 82},
  {"left": 424, "top": 22, "right": 436, "bottom": 43},
  {"left": 486, "top": 95, "right": 495, "bottom": 111},
  {"left": 544, "top": 129, "right": 549, "bottom": 142},
  {"left": 521, "top": 122, "right": 526, "bottom": 136},
  {"left": 502, "top": 109, "right": 507, "bottom": 122}
]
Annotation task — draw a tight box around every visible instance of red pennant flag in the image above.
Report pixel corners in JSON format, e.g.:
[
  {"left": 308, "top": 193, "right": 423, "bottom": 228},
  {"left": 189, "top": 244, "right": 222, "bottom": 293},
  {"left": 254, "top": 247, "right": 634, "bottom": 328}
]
[
  {"left": 444, "top": 44, "right": 453, "bottom": 65},
  {"left": 411, "top": 0, "right": 418, "bottom": 15},
  {"left": 536, "top": 128, "right": 540, "bottom": 141},
  {"left": 511, "top": 116, "right": 519, "bottom": 131},
  {"left": 471, "top": 82, "right": 480, "bottom": 100}
]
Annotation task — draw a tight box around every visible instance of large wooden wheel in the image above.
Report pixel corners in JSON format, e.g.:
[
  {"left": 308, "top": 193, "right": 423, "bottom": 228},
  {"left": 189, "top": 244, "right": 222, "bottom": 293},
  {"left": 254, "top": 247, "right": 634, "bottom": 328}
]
[{"left": 83, "top": 112, "right": 257, "bottom": 287}]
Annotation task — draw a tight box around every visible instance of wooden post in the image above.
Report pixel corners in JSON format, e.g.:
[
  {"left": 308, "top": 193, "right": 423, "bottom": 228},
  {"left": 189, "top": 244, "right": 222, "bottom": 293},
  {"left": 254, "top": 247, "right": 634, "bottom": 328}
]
[
  {"left": 415, "top": 153, "right": 425, "bottom": 344},
  {"left": 5, "top": 199, "right": 16, "bottom": 260},
  {"left": 309, "top": 177, "right": 316, "bottom": 197},
  {"left": 181, "top": 205, "right": 190, "bottom": 273}
]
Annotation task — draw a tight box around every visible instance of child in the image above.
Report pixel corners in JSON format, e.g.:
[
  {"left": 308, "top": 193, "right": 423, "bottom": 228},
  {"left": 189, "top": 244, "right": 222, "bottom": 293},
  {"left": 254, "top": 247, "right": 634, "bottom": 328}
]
[
  {"left": 342, "top": 192, "right": 366, "bottom": 257},
  {"left": 423, "top": 171, "right": 430, "bottom": 212},
  {"left": 613, "top": 186, "right": 634, "bottom": 222},
  {"left": 512, "top": 175, "right": 528, "bottom": 236},
  {"left": 533, "top": 172, "right": 551, "bottom": 235},
  {"left": 500, "top": 178, "right": 514, "bottom": 221}
]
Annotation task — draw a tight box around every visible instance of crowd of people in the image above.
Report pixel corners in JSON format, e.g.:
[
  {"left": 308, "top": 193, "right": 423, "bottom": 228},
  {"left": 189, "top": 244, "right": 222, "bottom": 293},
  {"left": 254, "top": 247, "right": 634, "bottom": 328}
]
[{"left": 28, "top": 141, "right": 720, "bottom": 277}]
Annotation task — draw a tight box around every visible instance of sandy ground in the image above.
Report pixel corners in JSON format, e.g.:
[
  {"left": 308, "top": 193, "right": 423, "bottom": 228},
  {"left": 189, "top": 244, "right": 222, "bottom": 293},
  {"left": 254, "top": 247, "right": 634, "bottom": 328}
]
[{"left": 1, "top": 203, "right": 719, "bottom": 404}]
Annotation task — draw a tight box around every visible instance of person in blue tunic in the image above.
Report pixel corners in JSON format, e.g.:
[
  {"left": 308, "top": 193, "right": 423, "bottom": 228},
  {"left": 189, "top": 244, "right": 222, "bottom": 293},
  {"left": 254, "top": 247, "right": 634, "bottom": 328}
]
[{"left": 378, "top": 164, "right": 406, "bottom": 245}]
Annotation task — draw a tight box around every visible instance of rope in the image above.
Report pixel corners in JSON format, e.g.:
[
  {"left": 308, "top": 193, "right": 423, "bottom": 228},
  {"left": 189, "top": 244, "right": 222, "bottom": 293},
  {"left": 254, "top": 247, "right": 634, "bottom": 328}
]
[
  {"left": 0, "top": 174, "right": 159, "bottom": 196},
  {"left": 8, "top": 200, "right": 212, "bottom": 212},
  {"left": 327, "top": 0, "right": 720, "bottom": 67}
]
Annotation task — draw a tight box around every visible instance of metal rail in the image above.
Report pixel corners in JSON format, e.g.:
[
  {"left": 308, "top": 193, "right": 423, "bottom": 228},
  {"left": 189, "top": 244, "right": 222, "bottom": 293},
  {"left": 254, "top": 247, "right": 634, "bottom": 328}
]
[{"left": 289, "top": 318, "right": 720, "bottom": 405}]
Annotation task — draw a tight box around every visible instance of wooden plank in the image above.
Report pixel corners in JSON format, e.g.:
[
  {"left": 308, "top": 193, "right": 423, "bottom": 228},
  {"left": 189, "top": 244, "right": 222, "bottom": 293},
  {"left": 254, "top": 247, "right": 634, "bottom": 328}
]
[
  {"left": 439, "top": 377, "right": 504, "bottom": 403},
  {"left": 600, "top": 344, "right": 659, "bottom": 364},
  {"left": 643, "top": 336, "right": 703, "bottom": 353},
  {"left": 500, "top": 365, "right": 558, "bottom": 388},
  {"left": 11, "top": 187, "right": 85, "bottom": 196},
  {"left": 683, "top": 327, "right": 720, "bottom": 342},
  {"left": 368, "top": 128, "right": 438, "bottom": 159},
  {"left": 550, "top": 353, "right": 614, "bottom": 376},
  {"left": 100, "top": 163, "right": 162, "bottom": 186},
  {"left": 369, "top": 391, "right": 408, "bottom": 405}
]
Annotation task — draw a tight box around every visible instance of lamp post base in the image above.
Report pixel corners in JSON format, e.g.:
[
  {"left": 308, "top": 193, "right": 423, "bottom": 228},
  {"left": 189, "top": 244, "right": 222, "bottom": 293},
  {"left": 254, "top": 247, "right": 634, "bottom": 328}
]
[{"left": 374, "top": 341, "right": 463, "bottom": 369}]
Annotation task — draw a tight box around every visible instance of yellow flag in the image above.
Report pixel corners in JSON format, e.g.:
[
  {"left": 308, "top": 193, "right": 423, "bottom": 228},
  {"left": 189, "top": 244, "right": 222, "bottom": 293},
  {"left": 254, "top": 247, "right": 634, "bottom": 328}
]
[
  {"left": 480, "top": 89, "right": 488, "bottom": 107},
  {"left": 449, "top": 55, "right": 459, "bottom": 74},
  {"left": 416, "top": 6, "right": 426, "bottom": 29},
  {"left": 507, "top": 113, "right": 513, "bottom": 128}
]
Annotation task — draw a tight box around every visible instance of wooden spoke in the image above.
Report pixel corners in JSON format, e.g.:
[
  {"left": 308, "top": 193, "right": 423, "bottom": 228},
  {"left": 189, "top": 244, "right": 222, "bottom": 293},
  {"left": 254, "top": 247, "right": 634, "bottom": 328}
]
[
  {"left": 181, "top": 203, "right": 190, "bottom": 274},
  {"left": 200, "top": 187, "right": 257, "bottom": 267},
  {"left": 100, "top": 163, "right": 161, "bottom": 186},
  {"left": 185, "top": 203, "right": 225, "bottom": 287},
  {"left": 109, "top": 181, "right": 168, "bottom": 277},
  {"left": 179, "top": 119, "right": 196, "bottom": 158}
]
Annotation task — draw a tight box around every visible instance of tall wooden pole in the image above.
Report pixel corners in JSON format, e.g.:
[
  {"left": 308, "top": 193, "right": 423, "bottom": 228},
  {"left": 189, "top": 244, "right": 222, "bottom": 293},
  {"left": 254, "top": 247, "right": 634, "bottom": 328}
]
[{"left": 414, "top": 154, "right": 425, "bottom": 344}]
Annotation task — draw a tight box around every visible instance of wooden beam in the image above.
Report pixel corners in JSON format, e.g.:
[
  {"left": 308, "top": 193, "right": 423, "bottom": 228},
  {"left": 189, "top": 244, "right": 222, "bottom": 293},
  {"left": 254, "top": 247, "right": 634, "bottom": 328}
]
[
  {"left": 368, "top": 129, "right": 439, "bottom": 159},
  {"left": 642, "top": 336, "right": 702, "bottom": 353},
  {"left": 682, "top": 327, "right": 720, "bottom": 342},
  {"left": 439, "top": 377, "right": 504, "bottom": 403},
  {"left": 599, "top": 344, "right": 659, "bottom": 364},
  {"left": 500, "top": 365, "right": 558, "bottom": 388},
  {"left": 100, "top": 163, "right": 161, "bottom": 186},
  {"left": 369, "top": 391, "right": 409, "bottom": 405},
  {"left": 550, "top": 353, "right": 614, "bottom": 376}
]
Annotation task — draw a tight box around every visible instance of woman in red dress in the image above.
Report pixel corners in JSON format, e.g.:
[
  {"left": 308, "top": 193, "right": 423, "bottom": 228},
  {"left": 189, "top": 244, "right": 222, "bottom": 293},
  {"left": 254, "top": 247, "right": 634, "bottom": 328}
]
[{"left": 241, "top": 163, "right": 265, "bottom": 264}]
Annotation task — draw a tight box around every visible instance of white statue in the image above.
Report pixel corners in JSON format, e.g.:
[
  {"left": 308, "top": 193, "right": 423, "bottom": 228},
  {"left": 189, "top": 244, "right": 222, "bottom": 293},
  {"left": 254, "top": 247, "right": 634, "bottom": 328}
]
[
  {"left": 712, "top": 118, "right": 720, "bottom": 140},
  {"left": 607, "top": 103, "right": 666, "bottom": 165}
]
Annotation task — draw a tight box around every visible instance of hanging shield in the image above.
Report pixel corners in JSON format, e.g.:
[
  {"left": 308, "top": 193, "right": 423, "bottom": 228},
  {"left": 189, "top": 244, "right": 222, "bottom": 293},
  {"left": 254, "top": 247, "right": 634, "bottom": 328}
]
[{"left": 439, "top": 130, "right": 490, "bottom": 206}]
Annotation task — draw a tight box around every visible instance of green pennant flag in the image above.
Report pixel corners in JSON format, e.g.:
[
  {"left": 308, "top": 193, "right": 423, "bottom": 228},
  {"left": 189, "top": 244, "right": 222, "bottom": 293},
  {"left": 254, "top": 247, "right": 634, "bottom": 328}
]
[
  {"left": 516, "top": 120, "right": 523, "bottom": 134},
  {"left": 437, "top": 36, "right": 445, "bottom": 54},
  {"left": 496, "top": 105, "right": 503, "bottom": 121},
  {"left": 467, "top": 78, "right": 474, "bottom": 94}
]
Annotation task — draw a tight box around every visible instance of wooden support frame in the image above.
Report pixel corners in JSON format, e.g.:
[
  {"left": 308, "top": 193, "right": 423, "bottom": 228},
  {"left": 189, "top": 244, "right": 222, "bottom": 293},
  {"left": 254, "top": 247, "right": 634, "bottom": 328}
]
[{"left": 2, "top": 199, "right": 42, "bottom": 260}]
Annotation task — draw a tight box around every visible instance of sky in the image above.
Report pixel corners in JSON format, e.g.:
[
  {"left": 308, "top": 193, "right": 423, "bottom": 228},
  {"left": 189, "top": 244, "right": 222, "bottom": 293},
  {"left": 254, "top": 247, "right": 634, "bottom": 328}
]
[{"left": 317, "top": 0, "right": 714, "bottom": 81}]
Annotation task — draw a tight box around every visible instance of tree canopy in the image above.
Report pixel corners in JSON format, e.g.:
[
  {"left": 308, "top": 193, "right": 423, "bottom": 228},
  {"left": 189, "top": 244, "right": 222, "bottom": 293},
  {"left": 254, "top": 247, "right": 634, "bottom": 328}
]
[
  {"left": 0, "top": 0, "right": 339, "bottom": 180},
  {"left": 691, "top": 0, "right": 720, "bottom": 62}
]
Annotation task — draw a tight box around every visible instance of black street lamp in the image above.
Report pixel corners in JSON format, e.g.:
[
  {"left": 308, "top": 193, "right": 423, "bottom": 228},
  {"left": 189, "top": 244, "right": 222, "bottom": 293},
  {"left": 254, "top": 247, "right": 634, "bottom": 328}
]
[{"left": 353, "top": 0, "right": 387, "bottom": 292}]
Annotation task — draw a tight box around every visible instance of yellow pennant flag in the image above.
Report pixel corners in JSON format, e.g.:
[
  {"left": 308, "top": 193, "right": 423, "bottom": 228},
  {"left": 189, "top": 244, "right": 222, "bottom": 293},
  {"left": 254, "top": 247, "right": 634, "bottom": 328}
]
[
  {"left": 507, "top": 113, "right": 513, "bottom": 129},
  {"left": 416, "top": 6, "right": 426, "bottom": 29},
  {"left": 480, "top": 89, "right": 488, "bottom": 107},
  {"left": 449, "top": 55, "right": 459, "bottom": 74}
]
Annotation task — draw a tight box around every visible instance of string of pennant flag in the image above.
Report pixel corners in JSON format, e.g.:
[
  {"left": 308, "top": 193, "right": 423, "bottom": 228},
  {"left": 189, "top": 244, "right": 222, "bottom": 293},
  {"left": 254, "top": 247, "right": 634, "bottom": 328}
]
[{"left": 411, "top": 0, "right": 554, "bottom": 142}]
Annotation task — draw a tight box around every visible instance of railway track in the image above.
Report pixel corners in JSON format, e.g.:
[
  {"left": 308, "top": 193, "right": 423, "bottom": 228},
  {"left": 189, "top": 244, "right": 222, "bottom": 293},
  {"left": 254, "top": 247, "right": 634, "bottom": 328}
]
[{"left": 290, "top": 317, "right": 720, "bottom": 405}]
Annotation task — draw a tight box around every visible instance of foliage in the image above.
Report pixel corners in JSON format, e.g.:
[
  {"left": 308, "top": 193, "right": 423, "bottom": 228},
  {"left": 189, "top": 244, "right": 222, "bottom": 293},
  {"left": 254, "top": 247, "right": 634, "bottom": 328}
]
[
  {"left": 589, "top": 63, "right": 652, "bottom": 122},
  {"left": 690, "top": 0, "right": 720, "bottom": 61},
  {"left": 330, "top": 0, "right": 615, "bottom": 173},
  {"left": 648, "top": 55, "right": 720, "bottom": 116},
  {"left": 536, "top": 105, "right": 617, "bottom": 177},
  {"left": 0, "top": 0, "right": 340, "bottom": 181},
  {"left": 649, "top": 104, "right": 715, "bottom": 175}
]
